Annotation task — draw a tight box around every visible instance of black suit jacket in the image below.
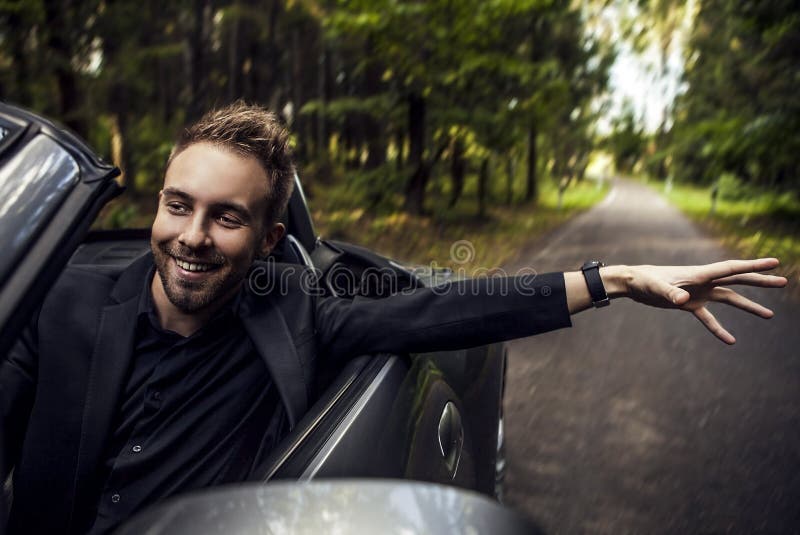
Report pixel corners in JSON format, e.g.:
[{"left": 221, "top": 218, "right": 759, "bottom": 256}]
[{"left": 1, "top": 252, "right": 570, "bottom": 533}]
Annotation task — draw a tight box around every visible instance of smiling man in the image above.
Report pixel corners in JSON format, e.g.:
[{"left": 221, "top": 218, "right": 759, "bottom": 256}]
[
  {"left": 150, "top": 142, "right": 285, "bottom": 334},
  {"left": 0, "top": 102, "right": 787, "bottom": 535},
  {"left": 149, "top": 106, "right": 292, "bottom": 335}
]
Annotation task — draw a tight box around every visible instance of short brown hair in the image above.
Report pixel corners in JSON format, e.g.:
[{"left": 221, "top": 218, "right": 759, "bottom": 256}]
[{"left": 169, "top": 101, "right": 295, "bottom": 226}]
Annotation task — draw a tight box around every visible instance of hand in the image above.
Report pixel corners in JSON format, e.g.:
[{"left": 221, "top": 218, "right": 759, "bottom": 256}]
[{"left": 619, "top": 258, "right": 788, "bottom": 345}]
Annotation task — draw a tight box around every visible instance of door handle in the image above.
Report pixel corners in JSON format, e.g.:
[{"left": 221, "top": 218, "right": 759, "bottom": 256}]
[{"left": 437, "top": 401, "right": 464, "bottom": 479}]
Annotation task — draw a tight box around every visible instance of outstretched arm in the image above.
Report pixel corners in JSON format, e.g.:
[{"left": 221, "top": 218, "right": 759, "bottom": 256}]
[{"left": 565, "top": 258, "right": 788, "bottom": 344}]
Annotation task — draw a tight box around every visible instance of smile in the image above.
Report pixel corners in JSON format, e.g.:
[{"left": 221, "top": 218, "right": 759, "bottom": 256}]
[{"left": 174, "top": 257, "right": 221, "bottom": 272}]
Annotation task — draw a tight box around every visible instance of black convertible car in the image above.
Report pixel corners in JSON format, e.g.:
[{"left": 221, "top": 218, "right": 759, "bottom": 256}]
[{"left": 0, "top": 103, "right": 539, "bottom": 533}]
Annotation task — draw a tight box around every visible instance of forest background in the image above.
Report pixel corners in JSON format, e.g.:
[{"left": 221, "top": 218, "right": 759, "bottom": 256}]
[{"left": 0, "top": 0, "right": 797, "bottom": 274}]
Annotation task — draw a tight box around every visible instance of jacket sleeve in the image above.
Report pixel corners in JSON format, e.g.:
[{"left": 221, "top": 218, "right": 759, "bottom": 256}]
[
  {"left": 0, "top": 313, "right": 38, "bottom": 480},
  {"left": 313, "top": 271, "right": 572, "bottom": 362}
]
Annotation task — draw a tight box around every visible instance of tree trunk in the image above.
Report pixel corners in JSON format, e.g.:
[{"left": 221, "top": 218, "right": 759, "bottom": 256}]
[
  {"left": 43, "top": 2, "right": 85, "bottom": 137},
  {"left": 526, "top": 124, "right": 538, "bottom": 201},
  {"left": 289, "top": 26, "right": 307, "bottom": 162},
  {"left": 395, "top": 129, "right": 405, "bottom": 171},
  {"left": 252, "top": 0, "right": 282, "bottom": 107},
  {"left": 405, "top": 93, "right": 427, "bottom": 214},
  {"left": 109, "top": 117, "right": 124, "bottom": 175},
  {"left": 505, "top": 153, "right": 515, "bottom": 205},
  {"left": 478, "top": 157, "right": 490, "bottom": 218},
  {"left": 449, "top": 136, "right": 466, "bottom": 208},
  {"left": 316, "top": 47, "right": 329, "bottom": 162},
  {"left": 108, "top": 76, "right": 139, "bottom": 195},
  {"left": 364, "top": 119, "right": 386, "bottom": 169},
  {"left": 526, "top": 17, "right": 543, "bottom": 203},
  {"left": 227, "top": 4, "right": 242, "bottom": 102},
  {"left": 656, "top": 116, "right": 669, "bottom": 180},
  {"left": 343, "top": 117, "right": 361, "bottom": 168},
  {"left": 186, "top": 0, "right": 211, "bottom": 122},
  {"left": 363, "top": 54, "right": 385, "bottom": 170},
  {"left": 6, "top": 13, "right": 30, "bottom": 107}
]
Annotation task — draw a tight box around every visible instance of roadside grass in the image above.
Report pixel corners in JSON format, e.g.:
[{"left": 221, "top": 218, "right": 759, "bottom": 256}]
[
  {"left": 307, "top": 175, "right": 608, "bottom": 273},
  {"left": 656, "top": 179, "right": 800, "bottom": 290}
]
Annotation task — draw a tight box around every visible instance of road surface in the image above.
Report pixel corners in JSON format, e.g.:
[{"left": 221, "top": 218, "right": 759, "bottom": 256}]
[{"left": 502, "top": 178, "right": 800, "bottom": 534}]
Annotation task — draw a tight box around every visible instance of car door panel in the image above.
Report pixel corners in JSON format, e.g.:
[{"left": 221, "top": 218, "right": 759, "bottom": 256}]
[{"left": 264, "top": 348, "right": 500, "bottom": 496}]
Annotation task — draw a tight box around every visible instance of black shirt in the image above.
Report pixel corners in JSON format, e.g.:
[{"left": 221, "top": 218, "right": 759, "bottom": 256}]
[{"left": 88, "top": 269, "right": 288, "bottom": 534}]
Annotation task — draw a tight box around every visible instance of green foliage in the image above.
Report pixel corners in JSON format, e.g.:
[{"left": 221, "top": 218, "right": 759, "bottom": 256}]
[
  {"left": 101, "top": 202, "right": 141, "bottom": 229},
  {"left": 716, "top": 173, "right": 758, "bottom": 202},
  {"left": 129, "top": 113, "right": 182, "bottom": 193},
  {"left": 300, "top": 94, "right": 397, "bottom": 126},
  {"left": 606, "top": 103, "right": 646, "bottom": 174},
  {"left": 0, "top": 0, "right": 612, "bottom": 225},
  {"left": 320, "top": 0, "right": 612, "bottom": 189},
  {"left": 670, "top": 0, "right": 800, "bottom": 192},
  {"left": 309, "top": 163, "right": 408, "bottom": 213},
  {"left": 309, "top": 169, "right": 609, "bottom": 270}
]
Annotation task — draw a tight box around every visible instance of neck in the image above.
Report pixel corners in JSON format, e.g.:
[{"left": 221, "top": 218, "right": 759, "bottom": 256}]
[{"left": 150, "top": 276, "right": 239, "bottom": 337}]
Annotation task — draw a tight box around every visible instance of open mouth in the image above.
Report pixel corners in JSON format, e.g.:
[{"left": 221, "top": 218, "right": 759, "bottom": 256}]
[{"left": 174, "top": 257, "right": 222, "bottom": 273}]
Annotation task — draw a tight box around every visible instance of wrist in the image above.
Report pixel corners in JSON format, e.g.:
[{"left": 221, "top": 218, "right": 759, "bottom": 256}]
[{"left": 599, "top": 265, "right": 631, "bottom": 298}]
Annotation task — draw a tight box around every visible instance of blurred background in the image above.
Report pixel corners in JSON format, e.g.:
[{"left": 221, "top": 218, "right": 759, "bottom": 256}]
[
  {"left": 1, "top": 0, "right": 796, "bottom": 276},
  {"left": 2, "top": 2, "right": 799, "bottom": 533}
]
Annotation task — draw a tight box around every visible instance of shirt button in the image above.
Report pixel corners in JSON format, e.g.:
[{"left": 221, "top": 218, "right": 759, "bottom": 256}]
[
  {"left": 111, "top": 494, "right": 121, "bottom": 503},
  {"left": 153, "top": 391, "right": 161, "bottom": 401},
  {"left": 132, "top": 445, "right": 142, "bottom": 453}
]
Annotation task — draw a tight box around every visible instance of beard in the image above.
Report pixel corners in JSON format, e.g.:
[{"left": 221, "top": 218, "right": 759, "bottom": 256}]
[{"left": 151, "top": 239, "right": 252, "bottom": 313}]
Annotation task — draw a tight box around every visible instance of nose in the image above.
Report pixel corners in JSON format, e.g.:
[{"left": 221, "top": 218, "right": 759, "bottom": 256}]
[{"left": 178, "top": 215, "right": 212, "bottom": 250}]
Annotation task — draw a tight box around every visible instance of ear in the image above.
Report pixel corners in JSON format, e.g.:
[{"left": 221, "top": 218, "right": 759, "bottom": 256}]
[{"left": 259, "top": 222, "right": 286, "bottom": 257}]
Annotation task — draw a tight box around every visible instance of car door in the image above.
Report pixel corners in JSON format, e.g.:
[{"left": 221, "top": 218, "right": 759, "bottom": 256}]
[
  {"left": 0, "top": 103, "right": 122, "bottom": 361},
  {"left": 256, "top": 237, "right": 506, "bottom": 497}
]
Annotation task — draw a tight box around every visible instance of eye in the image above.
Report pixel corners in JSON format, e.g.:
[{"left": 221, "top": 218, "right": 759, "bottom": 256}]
[
  {"left": 166, "top": 202, "right": 190, "bottom": 215},
  {"left": 217, "top": 214, "right": 243, "bottom": 228}
]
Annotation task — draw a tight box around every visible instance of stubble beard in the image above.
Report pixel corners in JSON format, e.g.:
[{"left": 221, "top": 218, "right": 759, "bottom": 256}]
[{"left": 151, "top": 240, "right": 251, "bottom": 313}]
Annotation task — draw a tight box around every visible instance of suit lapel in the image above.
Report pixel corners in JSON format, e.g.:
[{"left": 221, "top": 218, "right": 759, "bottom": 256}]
[
  {"left": 71, "top": 255, "right": 152, "bottom": 522},
  {"left": 240, "top": 296, "right": 308, "bottom": 429}
]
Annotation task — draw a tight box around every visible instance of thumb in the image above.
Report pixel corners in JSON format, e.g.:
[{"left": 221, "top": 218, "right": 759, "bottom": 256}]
[
  {"left": 672, "top": 288, "right": 690, "bottom": 305},
  {"left": 651, "top": 277, "right": 689, "bottom": 305}
]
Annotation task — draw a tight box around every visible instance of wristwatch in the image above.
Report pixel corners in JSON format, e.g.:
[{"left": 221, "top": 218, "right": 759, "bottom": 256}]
[{"left": 581, "top": 260, "right": 610, "bottom": 308}]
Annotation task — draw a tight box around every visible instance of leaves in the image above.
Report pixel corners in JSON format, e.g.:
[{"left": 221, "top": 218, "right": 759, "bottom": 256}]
[
  {"left": 0, "top": 0, "right": 612, "bottom": 213},
  {"left": 671, "top": 0, "right": 800, "bottom": 190}
]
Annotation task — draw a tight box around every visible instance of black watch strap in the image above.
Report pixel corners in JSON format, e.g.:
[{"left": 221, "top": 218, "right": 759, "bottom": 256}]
[{"left": 581, "top": 260, "right": 610, "bottom": 308}]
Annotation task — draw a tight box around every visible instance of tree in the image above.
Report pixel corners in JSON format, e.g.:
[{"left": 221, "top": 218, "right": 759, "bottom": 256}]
[
  {"left": 670, "top": 0, "right": 800, "bottom": 191},
  {"left": 607, "top": 102, "right": 646, "bottom": 174}
]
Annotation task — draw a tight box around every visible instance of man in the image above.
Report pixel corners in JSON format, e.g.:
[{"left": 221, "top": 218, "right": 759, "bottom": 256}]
[{"left": 1, "top": 102, "right": 787, "bottom": 534}]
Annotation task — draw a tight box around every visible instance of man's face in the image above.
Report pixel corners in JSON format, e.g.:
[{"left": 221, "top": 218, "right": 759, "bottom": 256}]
[{"left": 150, "top": 142, "right": 282, "bottom": 313}]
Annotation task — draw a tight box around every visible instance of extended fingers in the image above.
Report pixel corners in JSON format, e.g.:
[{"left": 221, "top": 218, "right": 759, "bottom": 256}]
[
  {"left": 693, "top": 306, "right": 736, "bottom": 345},
  {"left": 697, "top": 258, "right": 781, "bottom": 281},
  {"left": 711, "top": 272, "right": 788, "bottom": 288},
  {"left": 710, "top": 287, "right": 774, "bottom": 318}
]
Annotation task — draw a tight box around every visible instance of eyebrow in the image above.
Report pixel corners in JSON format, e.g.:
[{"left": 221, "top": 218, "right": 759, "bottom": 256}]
[{"left": 161, "top": 187, "right": 254, "bottom": 222}]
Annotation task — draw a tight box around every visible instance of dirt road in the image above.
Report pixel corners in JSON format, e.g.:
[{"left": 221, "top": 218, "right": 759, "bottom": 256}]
[{"left": 502, "top": 178, "right": 800, "bottom": 534}]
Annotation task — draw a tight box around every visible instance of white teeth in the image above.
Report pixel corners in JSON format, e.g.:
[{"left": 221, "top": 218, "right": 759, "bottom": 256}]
[{"left": 175, "top": 258, "right": 215, "bottom": 272}]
